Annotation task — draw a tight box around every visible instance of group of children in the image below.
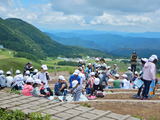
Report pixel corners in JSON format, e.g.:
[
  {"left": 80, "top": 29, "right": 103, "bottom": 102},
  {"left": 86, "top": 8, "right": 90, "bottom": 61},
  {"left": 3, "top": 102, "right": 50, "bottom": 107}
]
[
  {"left": 0, "top": 64, "right": 53, "bottom": 98},
  {"left": 0, "top": 55, "right": 159, "bottom": 101}
]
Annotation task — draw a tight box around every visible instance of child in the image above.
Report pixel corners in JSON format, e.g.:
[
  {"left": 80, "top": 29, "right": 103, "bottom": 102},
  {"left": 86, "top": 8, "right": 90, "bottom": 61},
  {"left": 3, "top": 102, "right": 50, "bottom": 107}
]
[
  {"left": 40, "top": 82, "right": 53, "bottom": 97},
  {"left": 22, "top": 77, "right": 33, "bottom": 96},
  {"left": 32, "top": 79, "right": 45, "bottom": 97},
  {"left": 0, "top": 70, "right": 6, "bottom": 89},
  {"left": 71, "top": 80, "right": 82, "bottom": 101},
  {"left": 86, "top": 72, "right": 95, "bottom": 95},
  {"left": 6, "top": 71, "right": 13, "bottom": 88},
  {"left": 121, "top": 74, "right": 130, "bottom": 89},
  {"left": 113, "top": 74, "right": 121, "bottom": 88},
  {"left": 12, "top": 70, "right": 24, "bottom": 90}
]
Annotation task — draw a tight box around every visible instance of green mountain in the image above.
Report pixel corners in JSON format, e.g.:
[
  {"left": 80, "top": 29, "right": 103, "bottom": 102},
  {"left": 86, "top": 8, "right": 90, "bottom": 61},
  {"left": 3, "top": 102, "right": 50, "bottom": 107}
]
[{"left": 0, "top": 18, "right": 110, "bottom": 60}]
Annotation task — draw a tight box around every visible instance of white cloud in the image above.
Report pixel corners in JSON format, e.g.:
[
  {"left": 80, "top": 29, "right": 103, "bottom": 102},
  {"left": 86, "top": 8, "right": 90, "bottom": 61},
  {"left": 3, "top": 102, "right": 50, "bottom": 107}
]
[
  {"left": 0, "top": 0, "right": 160, "bottom": 32},
  {"left": 90, "top": 12, "right": 152, "bottom": 26}
]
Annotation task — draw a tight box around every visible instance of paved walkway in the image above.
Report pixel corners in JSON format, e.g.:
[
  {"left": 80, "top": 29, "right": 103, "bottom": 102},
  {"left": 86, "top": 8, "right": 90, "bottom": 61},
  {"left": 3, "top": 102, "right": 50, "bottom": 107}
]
[{"left": 0, "top": 91, "right": 139, "bottom": 120}]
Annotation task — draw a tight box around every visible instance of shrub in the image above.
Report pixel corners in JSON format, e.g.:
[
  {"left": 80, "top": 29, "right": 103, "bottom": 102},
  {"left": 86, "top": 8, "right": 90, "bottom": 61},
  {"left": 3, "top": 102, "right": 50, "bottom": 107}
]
[{"left": 0, "top": 108, "right": 51, "bottom": 120}]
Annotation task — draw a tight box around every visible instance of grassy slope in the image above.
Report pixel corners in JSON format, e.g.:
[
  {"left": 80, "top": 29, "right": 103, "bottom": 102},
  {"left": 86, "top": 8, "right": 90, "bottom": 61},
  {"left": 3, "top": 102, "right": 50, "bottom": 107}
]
[{"left": 0, "top": 49, "right": 40, "bottom": 73}]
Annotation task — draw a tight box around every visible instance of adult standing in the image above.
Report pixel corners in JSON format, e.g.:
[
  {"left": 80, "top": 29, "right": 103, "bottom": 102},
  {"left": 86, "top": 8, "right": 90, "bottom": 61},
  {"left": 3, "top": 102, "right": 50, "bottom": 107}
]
[
  {"left": 142, "top": 55, "right": 158, "bottom": 99},
  {"left": 130, "top": 51, "right": 138, "bottom": 73}
]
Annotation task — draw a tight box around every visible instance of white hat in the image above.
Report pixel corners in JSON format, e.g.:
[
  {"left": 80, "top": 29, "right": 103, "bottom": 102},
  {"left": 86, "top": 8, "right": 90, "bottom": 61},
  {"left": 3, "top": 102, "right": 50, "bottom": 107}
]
[
  {"left": 0, "top": 70, "right": 4, "bottom": 74},
  {"left": 128, "top": 67, "right": 131, "bottom": 70},
  {"left": 88, "top": 63, "right": 92, "bottom": 66},
  {"left": 79, "top": 59, "right": 83, "bottom": 62},
  {"left": 16, "top": 70, "right": 21, "bottom": 74},
  {"left": 72, "top": 80, "right": 78, "bottom": 88},
  {"left": 122, "top": 74, "right": 128, "bottom": 78},
  {"left": 139, "top": 71, "right": 143, "bottom": 75},
  {"left": 149, "top": 55, "right": 158, "bottom": 62},
  {"left": 26, "top": 77, "right": 34, "bottom": 83},
  {"left": 115, "top": 74, "right": 120, "bottom": 78},
  {"left": 73, "top": 70, "right": 79, "bottom": 75},
  {"left": 151, "top": 55, "right": 158, "bottom": 60},
  {"left": 135, "top": 71, "right": 138, "bottom": 75},
  {"left": 95, "top": 58, "right": 100, "bottom": 61},
  {"left": 58, "top": 75, "right": 65, "bottom": 80},
  {"left": 94, "top": 78, "right": 100, "bottom": 85},
  {"left": 34, "top": 79, "right": 41, "bottom": 84},
  {"left": 41, "top": 65, "right": 48, "bottom": 70},
  {"left": 107, "top": 66, "right": 111, "bottom": 69},
  {"left": 25, "top": 70, "right": 30, "bottom": 75},
  {"left": 90, "top": 72, "right": 95, "bottom": 76},
  {"left": 6, "top": 71, "right": 12, "bottom": 75},
  {"left": 34, "top": 69, "right": 38, "bottom": 73},
  {"left": 141, "top": 58, "right": 148, "bottom": 63}
]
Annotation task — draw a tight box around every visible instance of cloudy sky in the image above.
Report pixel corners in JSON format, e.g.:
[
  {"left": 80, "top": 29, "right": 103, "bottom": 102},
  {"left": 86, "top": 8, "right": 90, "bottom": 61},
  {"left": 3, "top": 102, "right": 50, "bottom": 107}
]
[{"left": 0, "top": 0, "right": 160, "bottom": 32}]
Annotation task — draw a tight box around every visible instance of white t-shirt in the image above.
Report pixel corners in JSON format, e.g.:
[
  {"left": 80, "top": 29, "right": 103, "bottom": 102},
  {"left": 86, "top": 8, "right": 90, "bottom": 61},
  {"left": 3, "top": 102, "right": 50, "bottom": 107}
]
[
  {"left": 6, "top": 76, "right": 13, "bottom": 87},
  {"left": 37, "top": 72, "right": 49, "bottom": 88},
  {"left": 13, "top": 74, "right": 24, "bottom": 87},
  {"left": 122, "top": 79, "right": 130, "bottom": 89}
]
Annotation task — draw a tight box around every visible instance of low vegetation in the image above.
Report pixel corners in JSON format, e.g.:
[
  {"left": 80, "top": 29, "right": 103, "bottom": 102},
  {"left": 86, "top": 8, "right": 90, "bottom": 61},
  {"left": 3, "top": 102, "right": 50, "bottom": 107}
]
[{"left": 0, "top": 108, "right": 51, "bottom": 120}]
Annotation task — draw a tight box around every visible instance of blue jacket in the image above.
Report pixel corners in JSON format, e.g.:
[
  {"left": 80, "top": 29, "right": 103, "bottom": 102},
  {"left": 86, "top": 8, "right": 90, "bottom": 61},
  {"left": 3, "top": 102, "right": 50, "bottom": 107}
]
[{"left": 69, "top": 74, "right": 81, "bottom": 88}]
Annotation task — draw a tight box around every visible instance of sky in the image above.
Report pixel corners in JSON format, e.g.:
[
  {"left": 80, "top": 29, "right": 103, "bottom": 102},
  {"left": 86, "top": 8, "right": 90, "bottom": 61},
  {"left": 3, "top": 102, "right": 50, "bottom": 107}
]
[{"left": 0, "top": 0, "right": 160, "bottom": 32}]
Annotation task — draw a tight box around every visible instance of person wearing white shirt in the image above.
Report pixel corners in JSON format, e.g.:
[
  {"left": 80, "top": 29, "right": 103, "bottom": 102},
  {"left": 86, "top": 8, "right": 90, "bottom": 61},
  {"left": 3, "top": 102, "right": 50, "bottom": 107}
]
[
  {"left": 142, "top": 55, "right": 158, "bottom": 99},
  {"left": 12, "top": 70, "right": 24, "bottom": 90},
  {"left": 37, "top": 65, "right": 50, "bottom": 88},
  {"left": 6, "top": 71, "right": 13, "bottom": 87},
  {"left": 121, "top": 74, "right": 130, "bottom": 89}
]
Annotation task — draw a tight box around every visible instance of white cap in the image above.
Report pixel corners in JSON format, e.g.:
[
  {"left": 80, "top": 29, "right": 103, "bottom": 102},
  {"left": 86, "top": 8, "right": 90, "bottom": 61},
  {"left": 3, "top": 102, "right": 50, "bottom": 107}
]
[
  {"left": 72, "top": 80, "right": 78, "bottom": 88},
  {"left": 115, "top": 74, "right": 120, "bottom": 78},
  {"left": 73, "top": 70, "right": 79, "bottom": 75},
  {"left": 58, "top": 75, "right": 65, "bottom": 80},
  {"left": 26, "top": 77, "right": 34, "bottom": 83},
  {"left": 95, "top": 58, "right": 100, "bottom": 61},
  {"left": 94, "top": 78, "right": 100, "bottom": 85},
  {"left": 107, "top": 66, "right": 111, "bottom": 69},
  {"left": 90, "top": 72, "right": 95, "bottom": 76},
  {"left": 34, "top": 79, "right": 41, "bottom": 84},
  {"left": 139, "top": 71, "right": 143, "bottom": 75},
  {"left": 149, "top": 55, "right": 158, "bottom": 62},
  {"left": 0, "top": 70, "right": 4, "bottom": 74},
  {"left": 6, "top": 71, "right": 12, "bottom": 75},
  {"left": 79, "top": 59, "right": 83, "bottom": 62},
  {"left": 141, "top": 58, "right": 148, "bottom": 63},
  {"left": 88, "top": 63, "right": 92, "bottom": 66},
  {"left": 135, "top": 71, "right": 138, "bottom": 75},
  {"left": 122, "top": 74, "right": 128, "bottom": 78},
  {"left": 41, "top": 64, "right": 48, "bottom": 70},
  {"left": 128, "top": 67, "right": 131, "bottom": 70},
  {"left": 25, "top": 70, "right": 30, "bottom": 75},
  {"left": 16, "top": 70, "right": 21, "bottom": 74},
  {"left": 34, "top": 69, "right": 38, "bottom": 73}
]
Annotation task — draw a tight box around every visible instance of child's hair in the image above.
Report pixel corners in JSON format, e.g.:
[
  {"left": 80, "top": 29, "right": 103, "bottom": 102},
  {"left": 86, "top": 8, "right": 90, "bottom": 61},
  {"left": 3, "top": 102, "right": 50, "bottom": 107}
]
[
  {"left": 33, "top": 83, "right": 38, "bottom": 88},
  {"left": 26, "top": 82, "right": 32, "bottom": 85}
]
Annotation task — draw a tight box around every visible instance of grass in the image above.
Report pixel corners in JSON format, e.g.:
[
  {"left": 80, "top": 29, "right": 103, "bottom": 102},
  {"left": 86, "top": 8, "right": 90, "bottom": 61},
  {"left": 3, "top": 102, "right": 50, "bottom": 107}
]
[
  {"left": 0, "top": 49, "right": 14, "bottom": 59},
  {"left": 0, "top": 57, "right": 41, "bottom": 74},
  {"left": 0, "top": 108, "right": 51, "bottom": 120}
]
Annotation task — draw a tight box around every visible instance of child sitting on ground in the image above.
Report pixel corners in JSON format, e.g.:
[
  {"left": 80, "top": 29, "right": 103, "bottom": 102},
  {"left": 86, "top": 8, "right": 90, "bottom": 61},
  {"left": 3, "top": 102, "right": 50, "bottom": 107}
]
[
  {"left": 22, "top": 77, "right": 33, "bottom": 96},
  {"left": 32, "top": 79, "right": 45, "bottom": 97},
  {"left": 121, "top": 74, "right": 130, "bottom": 89},
  {"left": 113, "top": 74, "right": 121, "bottom": 88},
  {"left": 71, "top": 80, "right": 82, "bottom": 101},
  {"left": 40, "top": 82, "right": 53, "bottom": 97}
]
